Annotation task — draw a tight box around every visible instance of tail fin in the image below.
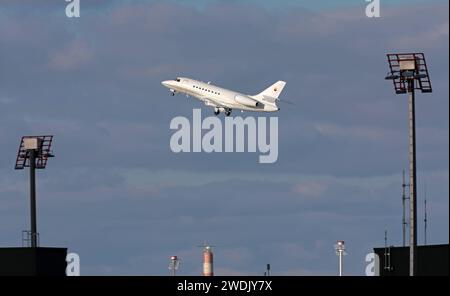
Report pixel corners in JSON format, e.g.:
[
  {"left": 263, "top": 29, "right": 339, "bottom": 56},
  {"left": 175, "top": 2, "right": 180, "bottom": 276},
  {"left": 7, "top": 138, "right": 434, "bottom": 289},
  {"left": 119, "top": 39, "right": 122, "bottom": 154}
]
[{"left": 254, "top": 81, "right": 286, "bottom": 100}]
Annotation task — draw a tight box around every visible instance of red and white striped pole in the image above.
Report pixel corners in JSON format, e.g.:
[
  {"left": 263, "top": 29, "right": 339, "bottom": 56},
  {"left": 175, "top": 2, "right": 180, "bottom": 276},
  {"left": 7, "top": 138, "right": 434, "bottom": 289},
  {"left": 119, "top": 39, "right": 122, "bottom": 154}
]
[{"left": 202, "top": 246, "right": 214, "bottom": 276}]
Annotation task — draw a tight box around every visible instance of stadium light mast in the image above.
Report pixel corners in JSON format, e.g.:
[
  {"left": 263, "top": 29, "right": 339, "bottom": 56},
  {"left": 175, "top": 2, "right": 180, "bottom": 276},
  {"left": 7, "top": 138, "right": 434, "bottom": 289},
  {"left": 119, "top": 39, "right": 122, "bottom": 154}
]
[
  {"left": 385, "top": 53, "right": 432, "bottom": 276},
  {"left": 14, "top": 136, "right": 54, "bottom": 248}
]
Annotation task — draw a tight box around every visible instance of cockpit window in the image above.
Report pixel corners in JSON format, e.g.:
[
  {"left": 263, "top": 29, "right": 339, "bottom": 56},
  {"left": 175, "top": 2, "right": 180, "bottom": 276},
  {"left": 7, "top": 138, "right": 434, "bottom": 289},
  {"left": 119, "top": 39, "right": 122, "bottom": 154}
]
[{"left": 176, "top": 78, "right": 181, "bottom": 82}]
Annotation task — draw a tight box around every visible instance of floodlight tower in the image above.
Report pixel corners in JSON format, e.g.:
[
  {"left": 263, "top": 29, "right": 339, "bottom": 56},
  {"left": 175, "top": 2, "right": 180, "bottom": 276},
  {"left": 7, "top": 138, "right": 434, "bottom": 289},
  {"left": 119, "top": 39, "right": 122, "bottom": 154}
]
[
  {"left": 334, "top": 240, "right": 347, "bottom": 276},
  {"left": 385, "top": 53, "right": 432, "bottom": 276},
  {"left": 14, "top": 136, "right": 54, "bottom": 248},
  {"left": 168, "top": 255, "right": 180, "bottom": 276}
]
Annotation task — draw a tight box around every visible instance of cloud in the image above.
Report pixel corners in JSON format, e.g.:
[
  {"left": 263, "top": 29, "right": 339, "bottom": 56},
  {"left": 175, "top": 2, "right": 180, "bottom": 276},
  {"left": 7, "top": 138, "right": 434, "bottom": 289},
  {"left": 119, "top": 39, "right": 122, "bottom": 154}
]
[
  {"left": 48, "top": 40, "right": 94, "bottom": 71},
  {"left": 292, "top": 180, "right": 329, "bottom": 198},
  {"left": 314, "top": 123, "right": 396, "bottom": 142},
  {"left": 394, "top": 21, "right": 449, "bottom": 48}
]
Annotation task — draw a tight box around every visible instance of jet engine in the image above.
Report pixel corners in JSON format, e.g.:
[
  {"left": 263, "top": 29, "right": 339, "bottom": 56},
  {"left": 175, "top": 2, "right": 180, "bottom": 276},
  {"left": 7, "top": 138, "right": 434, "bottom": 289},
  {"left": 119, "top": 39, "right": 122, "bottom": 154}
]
[{"left": 234, "top": 95, "right": 259, "bottom": 107}]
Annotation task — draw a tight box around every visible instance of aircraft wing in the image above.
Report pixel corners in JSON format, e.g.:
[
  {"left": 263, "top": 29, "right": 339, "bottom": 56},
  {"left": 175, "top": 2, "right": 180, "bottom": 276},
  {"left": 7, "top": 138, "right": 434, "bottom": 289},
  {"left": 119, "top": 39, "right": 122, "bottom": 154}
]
[{"left": 201, "top": 96, "right": 230, "bottom": 109}]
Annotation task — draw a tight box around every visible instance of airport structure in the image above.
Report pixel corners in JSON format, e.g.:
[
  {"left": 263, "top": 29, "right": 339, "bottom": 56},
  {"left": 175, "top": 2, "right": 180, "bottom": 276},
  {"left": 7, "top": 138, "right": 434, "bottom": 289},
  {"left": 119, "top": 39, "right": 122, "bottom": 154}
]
[
  {"left": 374, "top": 244, "right": 449, "bottom": 276},
  {"left": 385, "top": 53, "right": 432, "bottom": 276},
  {"left": 0, "top": 136, "right": 67, "bottom": 276},
  {"left": 168, "top": 255, "right": 180, "bottom": 276},
  {"left": 264, "top": 264, "right": 271, "bottom": 276},
  {"left": 334, "top": 240, "right": 347, "bottom": 276},
  {"left": 14, "top": 136, "right": 54, "bottom": 247},
  {"left": 202, "top": 246, "right": 214, "bottom": 276}
]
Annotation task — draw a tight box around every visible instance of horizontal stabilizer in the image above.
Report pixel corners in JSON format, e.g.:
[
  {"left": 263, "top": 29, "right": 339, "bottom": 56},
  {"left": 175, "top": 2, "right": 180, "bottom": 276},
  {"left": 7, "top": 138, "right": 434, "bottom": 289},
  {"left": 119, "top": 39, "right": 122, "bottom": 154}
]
[{"left": 262, "top": 95, "right": 277, "bottom": 103}]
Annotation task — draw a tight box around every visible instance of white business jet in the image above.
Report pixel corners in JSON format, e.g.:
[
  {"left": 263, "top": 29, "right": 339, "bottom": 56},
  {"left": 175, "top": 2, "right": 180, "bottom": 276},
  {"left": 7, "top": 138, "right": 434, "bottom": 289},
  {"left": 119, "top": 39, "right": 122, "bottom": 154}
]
[{"left": 161, "top": 77, "right": 286, "bottom": 116}]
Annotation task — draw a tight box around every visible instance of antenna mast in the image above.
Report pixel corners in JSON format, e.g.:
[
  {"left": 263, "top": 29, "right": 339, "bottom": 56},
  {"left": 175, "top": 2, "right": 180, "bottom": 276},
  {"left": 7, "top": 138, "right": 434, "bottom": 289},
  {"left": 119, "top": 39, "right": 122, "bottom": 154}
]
[
  {"left": 424, "top": 182, "right": 428, "bottom": 245},
  {"left": 402, "top": 170, "right": 410, "bottom": 247},
  {"left": 383, "top": 230, "right": 392, "bottom": 272}
]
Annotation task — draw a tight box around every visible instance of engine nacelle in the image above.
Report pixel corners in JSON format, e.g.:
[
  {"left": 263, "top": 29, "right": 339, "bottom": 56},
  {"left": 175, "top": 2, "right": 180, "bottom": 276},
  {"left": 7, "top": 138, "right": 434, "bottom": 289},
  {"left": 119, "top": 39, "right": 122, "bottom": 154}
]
[{"left": 234, "top": 95, "right": 259, "bottom": 107}]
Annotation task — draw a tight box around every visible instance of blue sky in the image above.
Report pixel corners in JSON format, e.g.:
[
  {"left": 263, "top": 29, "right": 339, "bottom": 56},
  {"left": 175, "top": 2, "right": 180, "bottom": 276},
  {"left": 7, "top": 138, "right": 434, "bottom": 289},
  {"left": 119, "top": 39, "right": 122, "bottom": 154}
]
[
  {"left": 172, "top": 0, "right": 445, "bottom": 11},
  {"left": 97, "top": 0, "right": 446, "bottom": 11},
  {"left": 0, "top": 0, "right": 448, "bottom": 275},
  {"left": 2, "top": 0, "right": 446, "bottom": 14}
]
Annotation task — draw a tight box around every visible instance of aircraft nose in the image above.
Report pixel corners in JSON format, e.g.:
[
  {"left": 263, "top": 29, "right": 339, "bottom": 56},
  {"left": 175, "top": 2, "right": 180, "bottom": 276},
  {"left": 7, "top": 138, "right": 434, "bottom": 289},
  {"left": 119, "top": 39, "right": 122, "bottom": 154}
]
[{"left": 161, "top": 80, "right": 170, "bottom": 87}]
